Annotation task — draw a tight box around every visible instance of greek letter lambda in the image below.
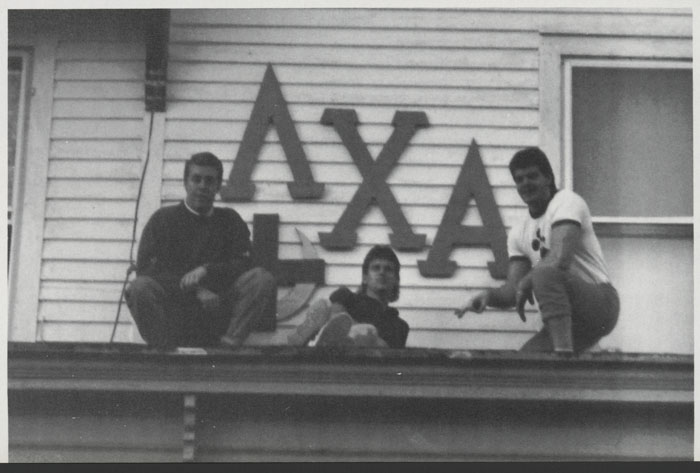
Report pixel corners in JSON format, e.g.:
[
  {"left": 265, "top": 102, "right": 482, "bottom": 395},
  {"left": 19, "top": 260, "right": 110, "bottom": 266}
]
[
  {"left": 319, "top": 109, "right": 429, "bottom": 250},
  {"left": 220, "top": 64, "right": 324, "bottom": 202}
]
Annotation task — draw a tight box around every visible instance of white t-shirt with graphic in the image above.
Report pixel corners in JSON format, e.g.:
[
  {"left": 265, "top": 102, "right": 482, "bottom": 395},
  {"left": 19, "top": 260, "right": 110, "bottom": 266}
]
[{"left": 507, "top": 189, "right": 611, "bottom": 285}]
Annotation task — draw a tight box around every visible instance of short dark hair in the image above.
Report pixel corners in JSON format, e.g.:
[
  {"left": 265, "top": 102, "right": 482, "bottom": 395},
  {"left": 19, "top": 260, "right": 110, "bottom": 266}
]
[
  {"left": 184, "top": 152, "right": 224, "bottom": 183},
  {"left": 360, "top": 245, "right": 401, "bottom": 302},
  {"left": 509, "top": 147, "right": 557, "bottom": 194}
]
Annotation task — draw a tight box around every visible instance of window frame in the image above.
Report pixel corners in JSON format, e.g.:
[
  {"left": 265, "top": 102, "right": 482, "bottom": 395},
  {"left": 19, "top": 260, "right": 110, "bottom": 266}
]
[
  {"left": 8, "top": 49, "right": 32, "bottom": 263},
  {"left": 562, "top": 58, "right": 693, "bottom": 227},
  {"left": 538, "top": 32, "right": 692, "bottom": 239}
]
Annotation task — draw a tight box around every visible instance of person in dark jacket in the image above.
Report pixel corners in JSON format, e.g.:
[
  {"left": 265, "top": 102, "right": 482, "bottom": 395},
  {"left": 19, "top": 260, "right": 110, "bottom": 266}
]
[
  {"left": 288, "top": 245, "right": 409, "bottom": 348},
  {"left": 125, "top": 152, "right": 276, "bottom": 349}
]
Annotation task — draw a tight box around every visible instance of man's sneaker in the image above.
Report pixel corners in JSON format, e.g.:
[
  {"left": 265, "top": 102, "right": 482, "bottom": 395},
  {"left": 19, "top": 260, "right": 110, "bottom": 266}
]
[
  {"left": 348, "top": 324, "right": 388, "bottom": 348},
  {"left": 220, "top": 335, "right": 244, "bottom": 349},
  {"left": 315, "top": 312, "right": 353, "bottom": 347},
  {"left": 287, "top": 299, "right": 331, "bottom": 346}
]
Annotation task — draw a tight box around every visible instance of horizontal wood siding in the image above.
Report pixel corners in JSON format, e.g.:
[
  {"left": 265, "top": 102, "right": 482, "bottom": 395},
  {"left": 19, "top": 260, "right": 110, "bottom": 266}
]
[
  {"left": 35, "top": 8, "right": 692, "bottom": 350},
  {"left": 161, "top": 8, "right": 690, "bottom": 350},
  {"left": 165, "top": 8, "right": 541, "bottom": 350},
  {"left": 36, "top": 14, "right": 147, "bottom": 343}
]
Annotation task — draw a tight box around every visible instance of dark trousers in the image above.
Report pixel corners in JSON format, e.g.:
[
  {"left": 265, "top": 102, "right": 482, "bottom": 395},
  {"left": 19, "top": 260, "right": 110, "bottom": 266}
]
[{"left": 125, "top": 267, "right": 276, "bottom": 349}]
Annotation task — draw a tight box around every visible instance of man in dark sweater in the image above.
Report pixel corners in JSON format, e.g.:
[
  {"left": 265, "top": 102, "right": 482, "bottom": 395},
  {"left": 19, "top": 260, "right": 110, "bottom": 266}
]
[
  {"left": 288, "top": 245, "right": 409, "bottom": 348},
  {"left": 125, "top": 152, "right": 276, "bottom": 349}
]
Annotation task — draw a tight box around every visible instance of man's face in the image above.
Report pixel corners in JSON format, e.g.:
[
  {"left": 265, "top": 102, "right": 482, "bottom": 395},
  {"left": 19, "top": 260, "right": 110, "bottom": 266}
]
[
  {"left": 184, "top": 164, "right": 221, "bottom": 214},
  {"left": 512, "top": 165, "right": 552, "bottom": 208},
  {"left": 363, "top": 258, "right": 398, "bottom": 301}
]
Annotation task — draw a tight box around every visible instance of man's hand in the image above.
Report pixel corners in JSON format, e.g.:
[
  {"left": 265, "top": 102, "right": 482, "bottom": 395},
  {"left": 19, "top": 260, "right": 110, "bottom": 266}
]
[
  {"left": 196, "top": 287, "right": 220, "bottom": 313},
  {"left": 515, "top": 274, "right": 534, "bottom": 322},
  {"left": 180, "top": 266, "right": 207, "bottom": 291},
  {"left": 454, "top": 290, "right": 489, "bottom": 318}
]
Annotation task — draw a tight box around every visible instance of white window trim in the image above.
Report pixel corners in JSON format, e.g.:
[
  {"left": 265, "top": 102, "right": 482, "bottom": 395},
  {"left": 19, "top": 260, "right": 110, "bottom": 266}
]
[
  {"left": 8, "top": 50, "right": 31, "bottom": 230},
  {"left": 538, "top": 32, "right": 692, "bottom": 229},
  {"left": 8, "top": 37, "right": 55, "bottom": 342},
  {"left": 562, "top": 58, "right": 692, "bottom": 225}
]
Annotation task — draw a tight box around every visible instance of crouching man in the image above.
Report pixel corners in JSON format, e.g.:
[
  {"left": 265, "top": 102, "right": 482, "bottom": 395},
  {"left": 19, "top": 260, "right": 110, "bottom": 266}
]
[
  {"left": 456, "top": 147, "right": 619, "bottom": 354},
  {"left": 288, "top": 245, "right": 409, "bottom": 348},
  {"left": 126, "top": 152, "right": 276, "bottom": 350}
]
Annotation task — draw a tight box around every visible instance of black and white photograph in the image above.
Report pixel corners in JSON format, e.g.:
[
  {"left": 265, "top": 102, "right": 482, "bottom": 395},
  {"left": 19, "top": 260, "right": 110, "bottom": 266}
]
[{"left": 3, "top": 0, "right": 696, "bottom": 462}]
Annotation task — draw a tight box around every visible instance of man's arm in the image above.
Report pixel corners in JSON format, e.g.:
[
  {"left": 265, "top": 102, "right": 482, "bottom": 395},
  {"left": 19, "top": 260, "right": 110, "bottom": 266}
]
[
  {"left": 539, "top": 221, "right": 581, "bottom": 270},
  {"left": 513, "top": 221, "right": 581, "bottom": 320},
  {"left": 135, "top": 214, "right": 158, "bottom": 276},
  {"left": 198, "top": 211, "right": 252, "bottom": 291},
  {"left": 455, "top": 258, "right": 531, "bottom": 317}
]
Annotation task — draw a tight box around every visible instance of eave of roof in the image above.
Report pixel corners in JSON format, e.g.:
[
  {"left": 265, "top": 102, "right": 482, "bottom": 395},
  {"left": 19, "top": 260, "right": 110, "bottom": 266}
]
[{"left": 8, "top": 342, "right": 693, "bottom": 405}]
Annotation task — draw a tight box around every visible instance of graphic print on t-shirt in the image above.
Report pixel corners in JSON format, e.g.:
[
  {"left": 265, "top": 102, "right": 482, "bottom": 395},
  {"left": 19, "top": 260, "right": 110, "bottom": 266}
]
[{"left": 532, "top": 227, "right": 549, "bottom": 259}]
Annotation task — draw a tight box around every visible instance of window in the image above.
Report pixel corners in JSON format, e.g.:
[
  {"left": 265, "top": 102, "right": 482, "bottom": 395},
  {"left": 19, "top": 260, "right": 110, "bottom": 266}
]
[
  {"left": 8, "top": 50, "right": 30, "bottom": 261},
  {"left": 563, "top": 59, "right": 692, "bottom": 234},
  {"left": 560, "top": 58, "right": 693, "bottom": 354}
]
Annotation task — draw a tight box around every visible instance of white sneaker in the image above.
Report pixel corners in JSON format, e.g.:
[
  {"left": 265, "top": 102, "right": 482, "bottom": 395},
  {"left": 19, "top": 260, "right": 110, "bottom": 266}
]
[
  {"left": 287, "top": 300, "right": 331, "bottom": 346},
  {"left": 348, "top": 324, "right": 388, "bottom": 348},
  {"left": 315, "top": 312, "right": 353, "bottom": 347}
]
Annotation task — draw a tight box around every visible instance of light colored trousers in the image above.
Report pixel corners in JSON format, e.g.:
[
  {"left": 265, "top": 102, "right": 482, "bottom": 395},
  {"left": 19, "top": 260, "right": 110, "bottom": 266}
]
[{"left": 520, "top": 265, "right": 619, "bottom": 353}]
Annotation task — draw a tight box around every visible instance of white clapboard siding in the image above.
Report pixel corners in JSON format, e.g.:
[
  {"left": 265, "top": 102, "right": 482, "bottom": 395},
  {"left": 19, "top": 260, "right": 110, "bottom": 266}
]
[
  {"left": 47, "top": 180, "right": 141, "bottom": 200},
  {"left": 37, "top": 285, "right": 540, "bottom": 329},
  {"left": 162, "top": 161, "right": 517, "bottom": 187},
  {"left": 37, "top": 33, "right": 147, "bottom": 342},
  {"left": 168, "top": 44, "right": 538, "bottom": 70},
  {"left": 169, "top": 25, "right": 541, "bottom": 49},
  {"left": 169, "top": 9, "right": 691, "bottom": 37},
  {"left": 161, "top": 8, "right": 622, "bottom": 350},
  {"left": 41, "top": 261, "right": 507, "bottom": 288},
  {"left": 54, "top": 81, "right": 144, "bottom": 100},
  {"left": 52, "top": 119, "right": 144, "bottom": 140},
  {"left": 53, "top": 99, "right": 144, "bottom": 119},
  {"left": 163, "top": 121, "right": 538, "bottom": 147},
  {"left": 162, "top": 182, "right": 524, "bottom": 207},
  {"left": 165, "top": 102, "right": 540, "bottom": 128},
  {"left": 272, "top": 244, "right": 506, "bottom": 268},
  {"left": 56, "top": 41, "right": 146, "bottom": 60},
  {"left": 163, "top": 3, "right": 538, "bottom": 354},
  {"left": 44, "top": 220, "right": 135, "bottom": 241},
  {"left": 48, "top": 159, "right": 143, "bottom": 179},
  {"left": 46, "top": 200, "right": 137, "bottom": 220},
  {"left": 154, "top": 201, "right": 525, "bottom": 229},
  {"left": 40, "top": 237, "right": 515, "bottom": 272},
  {"left": 43, "top": 241, "right": 134, "bottom": 261},
  {"left": 168, "top": 64, "right": 539, "bottom": 89},
  {"left": 33, "top": 8, "right": 691, "bottom": 349},
  {"left": 167, "top": 83, "right": 538, "bottom": 108},
  {"left": 54, "top": 60, "right": 145, "bottom": 81},
  {"left": 164, "top": 142, "right": 525, "bottom": 166},
  {"left": 50, "top": 139, "right": 143, "bottom": 159}
]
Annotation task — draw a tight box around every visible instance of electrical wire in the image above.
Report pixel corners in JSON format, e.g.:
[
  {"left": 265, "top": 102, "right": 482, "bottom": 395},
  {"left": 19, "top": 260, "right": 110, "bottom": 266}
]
[{"left": 110, "top": 111, "right": 155, "bottom": 343}]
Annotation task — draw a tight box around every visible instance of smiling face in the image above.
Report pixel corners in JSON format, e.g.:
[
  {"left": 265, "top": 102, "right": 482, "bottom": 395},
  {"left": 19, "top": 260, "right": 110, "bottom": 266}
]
[
  {"left": 512, "top": 165, "right": 553, "bottom": 212},
  {"left": 362, "top": 258, "right": 399, "bottom": 304},
  {"left": 184, "top": 164, "right": 221, "bottom": 214}
]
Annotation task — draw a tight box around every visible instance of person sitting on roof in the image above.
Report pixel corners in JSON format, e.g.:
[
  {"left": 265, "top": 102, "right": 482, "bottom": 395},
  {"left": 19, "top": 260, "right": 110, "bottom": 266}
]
[
  {"left": 125, "top": 152, "right": 276, "bottom": 350},
  {"left": 288, "top": 245, "right": 409, "bottom": 348}
]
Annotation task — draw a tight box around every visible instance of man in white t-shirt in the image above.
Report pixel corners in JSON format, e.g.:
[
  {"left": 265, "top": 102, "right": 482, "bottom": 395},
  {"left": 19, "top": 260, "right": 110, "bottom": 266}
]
[{"left": 455, "top": 147, "right": 619, "bottom": 354}]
